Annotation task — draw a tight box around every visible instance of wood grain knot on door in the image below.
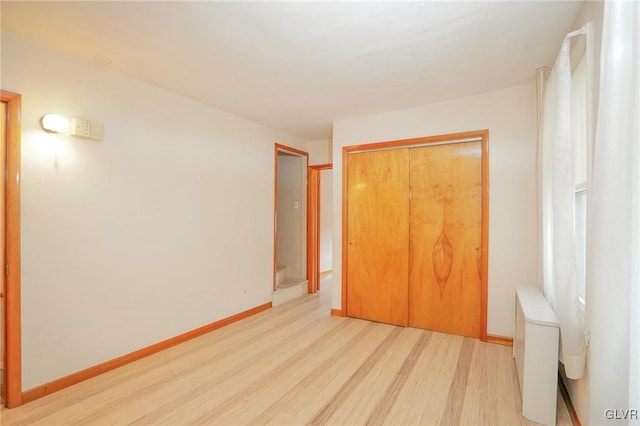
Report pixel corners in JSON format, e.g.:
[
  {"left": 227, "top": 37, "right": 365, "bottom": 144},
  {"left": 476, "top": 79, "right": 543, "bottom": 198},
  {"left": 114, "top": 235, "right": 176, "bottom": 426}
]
[{"left": 432, "top": 230, "right": 453, "bottom": 296}]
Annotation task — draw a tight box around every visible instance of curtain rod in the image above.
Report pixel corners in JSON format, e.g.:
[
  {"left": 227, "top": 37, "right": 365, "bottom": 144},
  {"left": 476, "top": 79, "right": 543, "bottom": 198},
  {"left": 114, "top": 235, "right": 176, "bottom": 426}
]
[
  {"left": 566, "top": 27, "right": 586, "bottom": 39},
  {"left": 533, "top": 26, "right": 587, "bottom": 81}
]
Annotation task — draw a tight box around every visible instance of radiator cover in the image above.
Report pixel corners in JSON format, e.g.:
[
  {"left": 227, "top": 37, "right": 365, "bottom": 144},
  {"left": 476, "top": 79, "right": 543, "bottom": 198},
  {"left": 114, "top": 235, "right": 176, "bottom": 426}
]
[{"left": 514, "top": 286, "right": 560, "bottom": 426}]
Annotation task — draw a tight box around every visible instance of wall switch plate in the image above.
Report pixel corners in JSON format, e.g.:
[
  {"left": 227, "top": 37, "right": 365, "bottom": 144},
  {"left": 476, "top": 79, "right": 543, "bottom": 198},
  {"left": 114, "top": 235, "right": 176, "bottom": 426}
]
[{"left": 70, "top": 118, "right": 104, "bottom": 141}]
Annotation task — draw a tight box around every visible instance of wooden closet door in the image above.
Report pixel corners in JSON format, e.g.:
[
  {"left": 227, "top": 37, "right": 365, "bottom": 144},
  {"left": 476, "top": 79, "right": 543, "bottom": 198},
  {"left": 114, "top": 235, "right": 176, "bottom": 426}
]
[
  {"left": 346, "top": 149, "right": 409, "bottom": 326},
  {"left": 408, "top": 142, "right": 482, "bottom": 337}
]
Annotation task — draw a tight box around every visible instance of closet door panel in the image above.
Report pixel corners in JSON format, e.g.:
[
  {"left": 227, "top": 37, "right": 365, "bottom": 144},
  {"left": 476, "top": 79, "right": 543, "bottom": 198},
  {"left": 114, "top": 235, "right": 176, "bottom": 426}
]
[
  {"left": 409, "top": 142, "right": 482, "bottom": 337},
  {"left": 346, "top": 149, "right": 409, "bottom": 326}
]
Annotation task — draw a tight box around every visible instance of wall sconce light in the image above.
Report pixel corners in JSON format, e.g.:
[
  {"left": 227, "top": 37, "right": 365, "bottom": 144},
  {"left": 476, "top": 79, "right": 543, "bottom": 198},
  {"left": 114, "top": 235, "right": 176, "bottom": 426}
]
[
  {"left": 40, "top": 114, "right": 104, "bottom": 141},
  {"left": 41, "top": 114, "right": 70, "bottom": 133}
]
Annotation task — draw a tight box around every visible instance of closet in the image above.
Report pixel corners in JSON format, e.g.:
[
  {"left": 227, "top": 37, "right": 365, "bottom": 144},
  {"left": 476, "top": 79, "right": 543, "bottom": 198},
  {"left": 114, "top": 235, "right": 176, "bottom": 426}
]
[{"left": 345, "top": 133, "right": 487, "bottom": 339}]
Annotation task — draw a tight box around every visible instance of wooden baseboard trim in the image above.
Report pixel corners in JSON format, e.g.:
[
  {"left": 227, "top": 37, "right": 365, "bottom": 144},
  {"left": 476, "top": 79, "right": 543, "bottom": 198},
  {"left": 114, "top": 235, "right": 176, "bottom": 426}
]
[
  {"left": 320, "top": 269, "right": 333, "bottom": 277},
  {"left": 331, "top": 308, "right": 346, "bottom": 317},
  {"left": 486, "top": 334, "right": 513, "bottom": 346},
  {"left": 558, "top": 374, "right": 582, "bottom": 426},
  {"left": 21, "top": 302, "right": 272, "bottom": 404}
]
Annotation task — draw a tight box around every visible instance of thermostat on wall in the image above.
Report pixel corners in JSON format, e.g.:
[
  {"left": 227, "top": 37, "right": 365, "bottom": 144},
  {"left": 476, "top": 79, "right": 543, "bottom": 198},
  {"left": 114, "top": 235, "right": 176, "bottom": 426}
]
[{"left": 70, "top": 117, "right": 103, "bottom": 141}]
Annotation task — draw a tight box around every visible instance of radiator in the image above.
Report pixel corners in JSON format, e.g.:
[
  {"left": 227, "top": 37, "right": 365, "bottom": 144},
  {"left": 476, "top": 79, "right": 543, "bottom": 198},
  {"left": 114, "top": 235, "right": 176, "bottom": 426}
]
[{"left": 514, "top": 286, "right": 560, "bottom": 426}]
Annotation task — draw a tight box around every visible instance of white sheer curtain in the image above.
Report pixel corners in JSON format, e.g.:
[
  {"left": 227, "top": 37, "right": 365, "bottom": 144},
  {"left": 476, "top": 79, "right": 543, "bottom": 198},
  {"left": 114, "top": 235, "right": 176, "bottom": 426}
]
[
  {"left": 539, "top": 37, "right": 586, "bottom": 379},
  {"left": 588, "top": 1, "right": 640, "bottom": 423}
]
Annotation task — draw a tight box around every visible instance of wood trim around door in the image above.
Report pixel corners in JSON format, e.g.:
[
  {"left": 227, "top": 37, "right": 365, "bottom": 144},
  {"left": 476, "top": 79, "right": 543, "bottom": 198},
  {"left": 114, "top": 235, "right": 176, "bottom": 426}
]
[
  {"left": 1, "top": 90, "right": 22, "bottom": 408},
  {"left": 307, "top": 168, "right": 319, "bottom": 293},
  {"left": 479, "top": 132, "right": 490, "bottom": 341},
  {"left": 307, "top": 163, "right": 332, "bottom": 293},
  {"left": 273, "top": 143, "right": 309, "bottom": 292},
  {"left": 341, "top": 130, "right": 489, "bottom": 341}
]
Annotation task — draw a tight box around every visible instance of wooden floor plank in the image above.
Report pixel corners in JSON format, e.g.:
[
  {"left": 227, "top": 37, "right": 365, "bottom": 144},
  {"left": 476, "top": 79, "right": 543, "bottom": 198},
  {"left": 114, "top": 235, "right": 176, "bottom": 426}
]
[
  {"left": 247, "top": 320, "right": 380, "bottom": 425},
  {"left": 365, "top": 331, "right": 432, "bottom": 425},
  {"left": 260, "top": 322, "right": 395, "bottom": 425},
  {"left": 314, "top": 327, "right": 422, "bottom": 425},
  {"left": 439, "top": 337, "right": 475, "bottom": 425},
  {"left": 307, "top": 325, "right": 404, "bottom": 425},
  {"left": 378, "top": 332, "right": 462, "bottom": 425}
]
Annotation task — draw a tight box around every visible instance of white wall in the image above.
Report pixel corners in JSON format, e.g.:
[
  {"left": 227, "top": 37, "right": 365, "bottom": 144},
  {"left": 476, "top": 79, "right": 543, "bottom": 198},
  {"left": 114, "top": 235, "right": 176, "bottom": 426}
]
[
  {"left": 320, "top": 170, "right": 333, "bottom": 272},
  {"left": 1, "top": 31, "right": 306, "bottom": 390},
  {"left": 307, "top": 138, "right": 332, "bottom": 165},
  {"left": 331, "top": 83, "right": 537, "bottom": 338}
]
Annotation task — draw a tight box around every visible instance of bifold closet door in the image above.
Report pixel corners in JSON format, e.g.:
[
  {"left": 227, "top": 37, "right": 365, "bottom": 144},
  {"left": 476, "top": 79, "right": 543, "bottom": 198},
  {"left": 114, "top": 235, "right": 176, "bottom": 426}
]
[
  {"left": 346, "top": 148, "right": 409, "bottom": 326},
  {"left": 408, "top": 142, "right": 482, "bottom": 337}
]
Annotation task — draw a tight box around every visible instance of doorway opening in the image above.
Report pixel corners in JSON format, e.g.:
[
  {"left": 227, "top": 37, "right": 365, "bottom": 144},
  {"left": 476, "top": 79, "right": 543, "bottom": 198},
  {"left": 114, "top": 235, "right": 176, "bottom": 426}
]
[
  {"left": 307, "top": 164, "right": 332, "bottom": 294},
  {"left": 273, "top": 144, "right": 309, "bottom": 305}
]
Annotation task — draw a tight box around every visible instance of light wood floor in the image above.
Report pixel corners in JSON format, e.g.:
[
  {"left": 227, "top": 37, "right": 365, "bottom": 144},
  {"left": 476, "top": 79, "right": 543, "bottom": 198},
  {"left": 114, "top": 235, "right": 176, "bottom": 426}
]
[{"left": 2, "top": 276, "right": 571, "bottom": 425}]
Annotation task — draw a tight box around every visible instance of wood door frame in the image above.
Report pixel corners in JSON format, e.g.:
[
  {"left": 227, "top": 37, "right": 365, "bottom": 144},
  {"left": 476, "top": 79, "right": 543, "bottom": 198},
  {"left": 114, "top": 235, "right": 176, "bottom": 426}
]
[
  {"left": 1, "top": 90, "right": 22, "bottom": 407},
  {"left": 273, "top": 143, "right": 309, "bottom": 292},
  {"left": 341, "top": 130, "right": 489, "bottom": 341},
  {"left": 307, "top": 163, "right": 332, "bottom": 293}
]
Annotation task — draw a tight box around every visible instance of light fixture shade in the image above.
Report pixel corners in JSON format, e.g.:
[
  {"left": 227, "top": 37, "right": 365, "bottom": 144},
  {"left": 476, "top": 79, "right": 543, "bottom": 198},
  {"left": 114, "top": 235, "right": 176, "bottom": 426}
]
[{"left": 42, "top": 114, "right": 70, "bottom": 133}]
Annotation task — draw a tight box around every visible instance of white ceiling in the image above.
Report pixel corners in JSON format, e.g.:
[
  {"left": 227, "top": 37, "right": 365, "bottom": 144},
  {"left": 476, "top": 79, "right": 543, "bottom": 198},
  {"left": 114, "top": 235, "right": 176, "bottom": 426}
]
[{"left": 1, "top": 1, "right": 581, "bottom": 141}]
